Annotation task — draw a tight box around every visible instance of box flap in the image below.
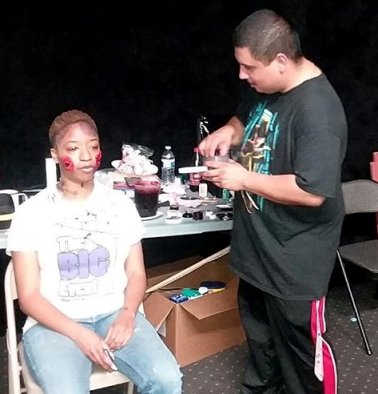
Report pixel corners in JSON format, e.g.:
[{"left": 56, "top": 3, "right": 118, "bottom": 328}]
[
  {"left": 143, "top": 292, "right": 175, "bottom": 330},
  {"left": 180, "top": 277, "right": 239, "bottom": 320}
]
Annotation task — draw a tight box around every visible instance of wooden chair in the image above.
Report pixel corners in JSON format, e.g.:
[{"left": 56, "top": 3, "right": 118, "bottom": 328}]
[{"left": 4, "top": 260, "right": 134, "bottom": 394}]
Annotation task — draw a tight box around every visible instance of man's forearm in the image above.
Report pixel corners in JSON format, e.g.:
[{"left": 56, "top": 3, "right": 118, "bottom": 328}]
[{"left": 226, "top": 116, "right": 245, "bottom": 146}]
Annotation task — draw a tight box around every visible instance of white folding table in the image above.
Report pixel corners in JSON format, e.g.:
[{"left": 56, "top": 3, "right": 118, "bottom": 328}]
[{"left": 0, "top": 206, "right": 232, "bottom": 250}]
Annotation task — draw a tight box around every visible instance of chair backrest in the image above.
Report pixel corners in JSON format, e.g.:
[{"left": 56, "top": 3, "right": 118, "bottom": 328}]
[
  {"left": 4, "top": 259, "right": 26, "bottom": 394},
  {"left": 4, "top": 260, "right": 134, "bottom": 394},
  {"left": 342, "top": 179, "right": 378, "bottom": 215}
]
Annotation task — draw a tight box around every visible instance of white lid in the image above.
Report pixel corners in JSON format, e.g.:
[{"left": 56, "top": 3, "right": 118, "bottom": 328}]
[
  {"left": 178, "top": 166, "right": 208, "bottom": 174},
  {"left": 165, "top": 145, "right": 171, "bottom": 149}
]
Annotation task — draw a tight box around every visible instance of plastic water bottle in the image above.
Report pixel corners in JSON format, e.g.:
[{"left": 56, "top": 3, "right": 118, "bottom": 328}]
[{"left": 161, "top": 145, "right": 175, "bottom": 185}]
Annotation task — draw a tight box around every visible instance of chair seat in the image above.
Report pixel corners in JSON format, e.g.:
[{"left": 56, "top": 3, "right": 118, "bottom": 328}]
[
  {"left": 18, "top": 343, "right": 43, "bottom": 393},
  {"left": 339, "top": 239, "right": 378, "bottom": 273},
  {"left": 90, "top": 366, "right": 132, "bottom": 390}
]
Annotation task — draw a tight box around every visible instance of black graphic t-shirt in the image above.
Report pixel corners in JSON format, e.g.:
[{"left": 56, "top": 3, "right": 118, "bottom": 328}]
[{"left": 230, "top": 74, "right": 348, "bottom": 300}]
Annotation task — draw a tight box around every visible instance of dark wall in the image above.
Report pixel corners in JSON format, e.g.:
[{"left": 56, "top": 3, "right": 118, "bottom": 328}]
[
  {"left": 1, "top": 2, "right": 378, "bottom": 325},
  {"left": 1, "top": 0, "right": 377, "bottom": 190}
]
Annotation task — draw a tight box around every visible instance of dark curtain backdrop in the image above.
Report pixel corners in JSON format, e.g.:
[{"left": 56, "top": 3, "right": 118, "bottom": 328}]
[{"left": 1, "top": 0, "right": 377, "bottom": 190}]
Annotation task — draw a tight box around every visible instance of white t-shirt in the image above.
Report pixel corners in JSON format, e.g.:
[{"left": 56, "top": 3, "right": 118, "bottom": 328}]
[{"left": 7, "top": 182, "right": 145, "bottom": 332}]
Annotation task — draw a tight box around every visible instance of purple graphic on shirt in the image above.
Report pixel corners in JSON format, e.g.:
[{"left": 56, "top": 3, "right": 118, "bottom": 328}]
[{"left": 58, "top": 246, "right": 110, "bottom": 280}]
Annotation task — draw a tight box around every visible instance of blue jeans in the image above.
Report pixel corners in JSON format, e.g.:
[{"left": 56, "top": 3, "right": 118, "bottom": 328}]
[{"left": 23, "top": 310, "right": 183, "bottom": 394}]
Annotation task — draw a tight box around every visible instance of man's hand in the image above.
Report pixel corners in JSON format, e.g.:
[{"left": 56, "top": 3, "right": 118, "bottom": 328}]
[
  {"left": 203, "top": 160, "right": 249, "bottom": 191},
  {"left": 198, "top": 125, "right": 235, "bottom": 157},
  {"left": 198, "top": 116, "right": 244, "bottom": 157}
]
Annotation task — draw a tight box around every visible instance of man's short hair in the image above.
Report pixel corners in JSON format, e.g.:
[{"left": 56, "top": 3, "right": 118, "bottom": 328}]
[{"left": 233, "top": 9, "right": 303, "bottom": 64}]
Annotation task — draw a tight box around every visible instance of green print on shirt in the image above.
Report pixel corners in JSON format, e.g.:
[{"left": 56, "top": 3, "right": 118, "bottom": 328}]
[{"left": 241, "top": 103, "right": 280, "bottom": 211}]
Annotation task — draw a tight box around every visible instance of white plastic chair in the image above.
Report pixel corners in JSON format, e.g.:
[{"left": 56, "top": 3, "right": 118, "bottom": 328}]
[{"left": 4, "top": 260, "right": 134, "bottom": 394}]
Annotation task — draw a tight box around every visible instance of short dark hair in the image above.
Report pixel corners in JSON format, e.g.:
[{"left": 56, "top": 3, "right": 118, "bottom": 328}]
[
  {"left": 233, "top": 9, "right": 303, "bottom": 64},
  {"left": 49, "top": 109, "right": 98, "bottom": 147}
]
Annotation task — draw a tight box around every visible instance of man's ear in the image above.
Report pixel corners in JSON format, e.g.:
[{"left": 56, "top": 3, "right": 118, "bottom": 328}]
[{"left": 275, "top": 53, "right": 288, "bottom": 73}]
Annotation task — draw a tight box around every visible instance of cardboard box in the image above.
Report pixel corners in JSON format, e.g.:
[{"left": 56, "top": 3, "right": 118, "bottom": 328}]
[
  {"left": 146, "top": 255, "right": 201, "bottom": 289},
  {"left": 144, "top": 254, "right": 246, "bottom": 367}
]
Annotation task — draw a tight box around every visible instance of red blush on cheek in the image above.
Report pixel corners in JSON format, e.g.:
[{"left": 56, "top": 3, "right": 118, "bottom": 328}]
[
  {"left": 95, "top": 151, "right": 102, "bottom": 169},
  {"left": 61, "top": 156, "right": 75, "bottom": 172}
]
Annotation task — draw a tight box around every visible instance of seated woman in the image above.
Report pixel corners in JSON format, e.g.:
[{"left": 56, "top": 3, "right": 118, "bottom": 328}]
[{"left": 7, "top": 109, "right": 182, "bottom": 394}]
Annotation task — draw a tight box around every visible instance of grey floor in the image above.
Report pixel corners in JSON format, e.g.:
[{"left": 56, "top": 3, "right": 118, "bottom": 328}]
[
  {"left": 2, "top": 280, "right": 377, "bottom": 393},
  {"left": 181, "top": 280, "right": 378, "bottom": 393}
]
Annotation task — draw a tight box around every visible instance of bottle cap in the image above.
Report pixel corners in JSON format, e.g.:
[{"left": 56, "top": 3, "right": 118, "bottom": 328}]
[{"left": 165, "top": 145, "right": 171, "bottom": 149}]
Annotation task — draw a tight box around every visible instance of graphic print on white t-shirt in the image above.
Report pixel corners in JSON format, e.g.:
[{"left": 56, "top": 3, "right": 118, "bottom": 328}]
[{"left": 55, "top": 201, "right": 121, "bottom": 303}]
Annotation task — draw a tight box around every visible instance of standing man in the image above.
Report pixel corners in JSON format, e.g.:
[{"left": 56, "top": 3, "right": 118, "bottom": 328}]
[{"left": 200, "top": 9, "right": 347, "bottom": 394}]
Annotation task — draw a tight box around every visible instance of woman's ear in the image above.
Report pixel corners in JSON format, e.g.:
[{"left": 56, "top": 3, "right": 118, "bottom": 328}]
[{"left": 50, "top": 148, "right": 59, "bottom": 164}]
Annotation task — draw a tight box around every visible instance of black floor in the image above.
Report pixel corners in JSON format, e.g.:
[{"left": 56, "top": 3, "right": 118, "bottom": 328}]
[{"left": 1, "top": 280, "right": 377, "bottom": 393}]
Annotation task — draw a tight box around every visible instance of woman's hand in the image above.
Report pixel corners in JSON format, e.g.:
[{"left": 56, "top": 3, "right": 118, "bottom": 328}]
[
  {"left": 74, "top": 326, "right": 116, "bottom": 371},
  {"left": 105, "top": 241, "right": 145, "bottom": 351},
  {"left": 105, "top": 308, "right": 135, "bottom": 351}
]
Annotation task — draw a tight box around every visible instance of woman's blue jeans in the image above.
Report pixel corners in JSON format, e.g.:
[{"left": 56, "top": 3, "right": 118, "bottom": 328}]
[{"left": 23, "top": 310, "right": 183, "bottom": 394}]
